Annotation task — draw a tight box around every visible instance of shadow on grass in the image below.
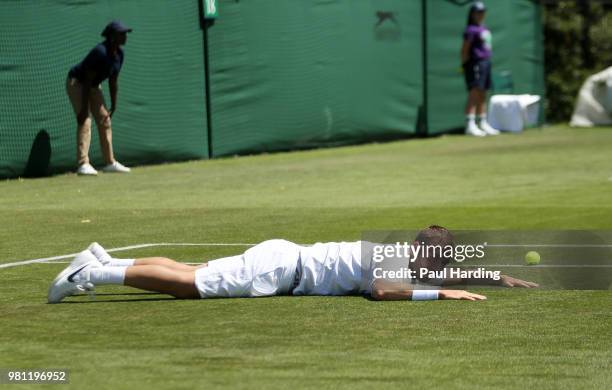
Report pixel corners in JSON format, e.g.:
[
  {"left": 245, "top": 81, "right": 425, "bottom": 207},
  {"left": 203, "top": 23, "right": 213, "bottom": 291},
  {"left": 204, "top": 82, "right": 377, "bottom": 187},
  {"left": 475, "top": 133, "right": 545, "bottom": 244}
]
[
  {"left": 56, "top": 292, "right": 180, "bottom": 304},
  {"left": 58, "top": 296, "right": 177, "bottom": 304},
  {"left": 92, "top": 292, "right": 162, "bottom": 296}
]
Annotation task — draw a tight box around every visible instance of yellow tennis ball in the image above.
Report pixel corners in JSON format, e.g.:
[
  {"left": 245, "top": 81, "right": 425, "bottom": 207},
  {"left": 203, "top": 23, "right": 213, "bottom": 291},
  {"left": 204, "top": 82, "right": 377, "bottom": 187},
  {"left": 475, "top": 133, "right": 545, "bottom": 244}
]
[{"left": 525, "top": 251, "right": 541, "bottom": 265}]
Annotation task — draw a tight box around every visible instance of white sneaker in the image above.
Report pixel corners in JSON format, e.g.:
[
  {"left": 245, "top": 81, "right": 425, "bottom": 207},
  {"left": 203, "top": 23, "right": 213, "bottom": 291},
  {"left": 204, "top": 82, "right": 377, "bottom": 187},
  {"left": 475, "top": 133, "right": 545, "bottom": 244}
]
[
  {"left": 479, "top": 121, "right": 501, "bottom": 135},
  {"left": 465, "top": 123, "right": 487, "bottom": 137},
  {"left": 87, "top": 242, "right": 112, "bottom": 265},
  {"left": 102, "top": 161, "right": 131, "bottom": 173},
  {"left": 77, "top": 163, "right": 98, "bottom": 176},
  {"left": 47, "top": 251, "right": 102, "bottom": 303}
]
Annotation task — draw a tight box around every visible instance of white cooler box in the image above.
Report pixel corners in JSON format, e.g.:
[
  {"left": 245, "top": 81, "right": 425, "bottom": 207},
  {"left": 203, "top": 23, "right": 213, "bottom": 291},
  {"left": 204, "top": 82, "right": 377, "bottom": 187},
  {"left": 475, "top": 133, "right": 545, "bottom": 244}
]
[{"left": 488, "top": 94, "right": 541, "bottom": 132}]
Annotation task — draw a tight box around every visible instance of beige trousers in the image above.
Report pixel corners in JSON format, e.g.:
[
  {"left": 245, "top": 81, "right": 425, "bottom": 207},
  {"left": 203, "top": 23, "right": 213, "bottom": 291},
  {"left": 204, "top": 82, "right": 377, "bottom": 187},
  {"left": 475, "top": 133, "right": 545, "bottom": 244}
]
[{"left": 65, "top": 78, "right": 115, "bottom": 166}]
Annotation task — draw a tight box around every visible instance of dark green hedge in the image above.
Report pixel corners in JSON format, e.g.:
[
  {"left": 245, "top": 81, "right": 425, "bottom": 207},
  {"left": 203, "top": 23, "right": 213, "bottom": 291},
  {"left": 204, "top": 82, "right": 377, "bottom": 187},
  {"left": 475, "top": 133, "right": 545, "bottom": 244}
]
[{"left": 544, "top": 1, "right": 612, "bottom": 122}]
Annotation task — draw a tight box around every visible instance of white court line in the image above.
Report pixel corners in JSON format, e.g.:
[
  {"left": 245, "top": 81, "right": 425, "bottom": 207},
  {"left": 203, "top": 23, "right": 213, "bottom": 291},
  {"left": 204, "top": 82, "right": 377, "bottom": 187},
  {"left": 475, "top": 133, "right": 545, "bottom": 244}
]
[
  {"left": 39, "top": 263, "right": 612, "bottom": 268},
  {"left": 0, "top": 243, "right": 255, "bottom": 269},
  {"left": 3, "top": 242, "right": 612, "bottom": 270},
  {"left": 48, "top": 261, "right": 206, "bottom": 265},
  {"left": 486, "top": 244, "right": 612, "bottom": 248},
  {"left": 469, "top": 264, "right": 612, "bottom": 268}
]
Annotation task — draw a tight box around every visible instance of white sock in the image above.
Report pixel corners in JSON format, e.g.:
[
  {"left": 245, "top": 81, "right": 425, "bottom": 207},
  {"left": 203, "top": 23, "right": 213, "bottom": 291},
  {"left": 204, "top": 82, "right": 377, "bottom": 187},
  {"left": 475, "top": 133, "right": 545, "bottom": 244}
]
[
  {"left": 107, "top": 258, "right": 135, "bottom": 267},
  {"left": 97, "top": 253, "right": 112, "bottom": 265},
  {"left": 466, "top": 114, "right": 476, "bottom": 127},
  {"left": 88, "top": 266, "right": 127, "bottom": 285},
  {"left": 477, "top": 114, "right": 488, "bottom": 124}
]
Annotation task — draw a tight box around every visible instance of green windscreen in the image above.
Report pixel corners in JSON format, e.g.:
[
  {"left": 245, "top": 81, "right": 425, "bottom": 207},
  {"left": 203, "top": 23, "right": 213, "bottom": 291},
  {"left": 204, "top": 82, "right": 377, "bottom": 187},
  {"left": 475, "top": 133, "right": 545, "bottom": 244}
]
[
  {"left": 207, "top": 0, "right": 423, "bottom": 157},
  {"left": 0, "top": 0, "right": 544, "bottom": 178},
  {"left": 0, "top": 0, "right": 208, "bottom": 178},
  {"left": 426, "top": 0, "right": 545, "bottom": 135}
]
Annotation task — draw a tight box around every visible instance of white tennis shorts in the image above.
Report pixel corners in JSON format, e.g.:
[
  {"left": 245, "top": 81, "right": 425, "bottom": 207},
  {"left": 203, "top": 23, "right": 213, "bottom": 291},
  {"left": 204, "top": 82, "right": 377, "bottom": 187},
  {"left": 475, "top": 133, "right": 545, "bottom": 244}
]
[{"left": 194, "top": 239, "right": 301, "bottom": 298}]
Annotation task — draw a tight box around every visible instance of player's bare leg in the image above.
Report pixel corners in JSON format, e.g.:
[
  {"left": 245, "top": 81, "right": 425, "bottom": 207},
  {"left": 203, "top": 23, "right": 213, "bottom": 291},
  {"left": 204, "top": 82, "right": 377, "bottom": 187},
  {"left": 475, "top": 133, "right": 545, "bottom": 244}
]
[
  {"left": 132, "top": 257, "right": 206, "bottom": 271},
  {"left": 123, "top": 265, "right": 200, "bottom": 299},
  {"left": 464, "top": 88, "right": 479, "bottom": 116},
  {"left": 88, "top": 242, "right": 207, "bottom": 270},
  {"left": 48, "top": 251, "right": 203, "bottom": 303}
]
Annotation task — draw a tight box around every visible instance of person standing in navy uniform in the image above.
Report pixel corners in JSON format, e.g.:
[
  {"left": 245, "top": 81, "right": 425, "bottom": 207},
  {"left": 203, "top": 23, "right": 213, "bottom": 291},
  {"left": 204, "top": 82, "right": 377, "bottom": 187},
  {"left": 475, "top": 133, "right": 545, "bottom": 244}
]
[
  {"left": 66, "top": 20, "right": 132, "bottom": 175},
  {"left": 461, "top": 2, "right": 500, "bottom": 136}
]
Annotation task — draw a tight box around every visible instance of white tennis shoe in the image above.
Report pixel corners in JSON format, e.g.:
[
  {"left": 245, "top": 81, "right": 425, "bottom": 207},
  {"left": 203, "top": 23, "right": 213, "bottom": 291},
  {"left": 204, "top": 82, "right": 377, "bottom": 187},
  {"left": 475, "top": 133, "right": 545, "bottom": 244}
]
[
  {"left": 77, "top": 163, "right": 98, "bottom": 176},
  {"left": 47, "top": 251, "right": 102, "bottom": 303},
  {"left": 102, "top": 161, "right": 131, "bottom": 173},
  {"left": 465, "top": 123, "right": 487, "bottom": 137},
  {"left": 479, "top": 120, "right": 501, "bottom": 135}
]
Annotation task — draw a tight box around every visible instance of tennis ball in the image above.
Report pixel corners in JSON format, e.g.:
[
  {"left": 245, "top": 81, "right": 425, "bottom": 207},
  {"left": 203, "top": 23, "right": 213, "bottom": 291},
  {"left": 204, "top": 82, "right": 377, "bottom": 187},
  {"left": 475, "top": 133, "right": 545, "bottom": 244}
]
[{"left": 525, "top": 251, "right": 541, "bottom": 265}]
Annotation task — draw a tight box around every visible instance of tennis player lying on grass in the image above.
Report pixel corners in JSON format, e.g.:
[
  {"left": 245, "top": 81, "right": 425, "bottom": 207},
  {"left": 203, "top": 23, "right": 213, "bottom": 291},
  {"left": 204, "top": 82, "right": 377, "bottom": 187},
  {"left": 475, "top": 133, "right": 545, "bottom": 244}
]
[{"left": 47, "top": 226, "right": 538, "bottom": 303}]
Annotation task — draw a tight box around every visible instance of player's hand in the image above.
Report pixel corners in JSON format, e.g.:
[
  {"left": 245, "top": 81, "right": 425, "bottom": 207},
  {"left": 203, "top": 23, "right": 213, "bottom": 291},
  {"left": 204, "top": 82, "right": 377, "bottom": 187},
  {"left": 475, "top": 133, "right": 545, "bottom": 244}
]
[
  {"left": 499, "top": 275, "right": 539, "bottom": 288},
  {"left": 439, "top": 290, "right": 487, "bottom": 301},
  {"left": 109, "top": 106, "right": 116, "bottom": 118}
]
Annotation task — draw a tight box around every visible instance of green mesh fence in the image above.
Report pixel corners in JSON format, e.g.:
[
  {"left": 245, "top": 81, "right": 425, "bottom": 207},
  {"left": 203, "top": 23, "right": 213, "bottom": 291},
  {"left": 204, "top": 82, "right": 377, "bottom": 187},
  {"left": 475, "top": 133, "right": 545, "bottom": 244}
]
[
  {"left": 0, "top": 0, "right": 208, "bottom": 178},
  {"left": 426, "top": 0, "right": 545, "bottom": 135},
  {"left": 0, "top": 0, "right": 543, "bottom": 178},
  {"left": 207, "top": 0, "right": 423, "bottom": 157}
]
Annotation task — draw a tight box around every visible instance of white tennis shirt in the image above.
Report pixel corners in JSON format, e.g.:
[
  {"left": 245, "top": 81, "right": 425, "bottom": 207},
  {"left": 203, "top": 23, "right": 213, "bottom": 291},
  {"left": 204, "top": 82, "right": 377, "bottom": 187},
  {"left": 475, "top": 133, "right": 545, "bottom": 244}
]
[{"left": 293, "top": 241, "right": 373, "bottom": 296}]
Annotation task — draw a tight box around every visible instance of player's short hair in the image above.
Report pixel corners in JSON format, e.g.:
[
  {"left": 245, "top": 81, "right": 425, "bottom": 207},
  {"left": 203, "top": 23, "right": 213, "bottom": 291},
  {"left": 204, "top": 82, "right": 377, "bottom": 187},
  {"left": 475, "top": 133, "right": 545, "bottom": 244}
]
[{"left": 414, "top": 225, "right": 455, "bottom": 271}]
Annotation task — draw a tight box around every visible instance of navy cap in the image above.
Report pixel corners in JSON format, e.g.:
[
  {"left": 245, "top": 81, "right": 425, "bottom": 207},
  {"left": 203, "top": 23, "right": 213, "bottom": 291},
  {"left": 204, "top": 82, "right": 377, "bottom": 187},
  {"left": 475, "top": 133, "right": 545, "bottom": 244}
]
[
  {"left": 101, "top": 20, "right": 133, "bottom": 37},
  {"left": 471, "top": 1, "right": 486, "bottom": 12}
]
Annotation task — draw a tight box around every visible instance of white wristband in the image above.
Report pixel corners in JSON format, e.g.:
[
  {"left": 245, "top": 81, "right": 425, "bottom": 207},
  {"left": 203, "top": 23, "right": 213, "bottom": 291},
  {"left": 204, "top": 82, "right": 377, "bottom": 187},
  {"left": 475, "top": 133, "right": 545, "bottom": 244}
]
[{"left": 411, "top": 290, "right": 439, "bottom": 301}]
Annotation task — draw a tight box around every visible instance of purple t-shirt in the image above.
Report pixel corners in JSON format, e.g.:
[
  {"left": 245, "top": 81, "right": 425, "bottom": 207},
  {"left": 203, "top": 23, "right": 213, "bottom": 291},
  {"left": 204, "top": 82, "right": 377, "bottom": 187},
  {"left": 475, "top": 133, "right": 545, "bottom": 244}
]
[{"left": 464, "top": 25, "right": 492, "bottom": 61}]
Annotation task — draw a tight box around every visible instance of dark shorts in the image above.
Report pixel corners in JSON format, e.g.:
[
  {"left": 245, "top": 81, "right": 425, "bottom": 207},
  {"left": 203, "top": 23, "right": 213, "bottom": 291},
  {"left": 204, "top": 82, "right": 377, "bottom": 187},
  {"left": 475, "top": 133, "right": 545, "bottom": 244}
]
[{"left": 463, "top": 59, "right": 492, "bottom": 91}]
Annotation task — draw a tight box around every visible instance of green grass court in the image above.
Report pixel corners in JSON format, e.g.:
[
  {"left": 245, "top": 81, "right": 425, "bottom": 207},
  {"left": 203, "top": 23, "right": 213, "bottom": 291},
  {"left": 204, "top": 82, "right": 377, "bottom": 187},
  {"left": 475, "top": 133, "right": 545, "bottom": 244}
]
[{"left": 1, "top": 125, "right": 611, "bottom": 389}]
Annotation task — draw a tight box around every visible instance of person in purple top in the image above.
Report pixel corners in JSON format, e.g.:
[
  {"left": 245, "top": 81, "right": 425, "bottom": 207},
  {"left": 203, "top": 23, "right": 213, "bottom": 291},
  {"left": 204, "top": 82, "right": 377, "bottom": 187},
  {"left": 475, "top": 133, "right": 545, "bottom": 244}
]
[{"left": 461, "top": 2, "right": 500, "bottom": 137}]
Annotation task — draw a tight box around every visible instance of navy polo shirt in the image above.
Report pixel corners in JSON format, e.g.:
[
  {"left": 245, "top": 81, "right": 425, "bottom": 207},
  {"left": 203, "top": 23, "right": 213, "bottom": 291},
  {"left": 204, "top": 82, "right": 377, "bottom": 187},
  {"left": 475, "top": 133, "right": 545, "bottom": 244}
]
[{"left": 69, "top": 42, "right": 124, "bottom": 87}]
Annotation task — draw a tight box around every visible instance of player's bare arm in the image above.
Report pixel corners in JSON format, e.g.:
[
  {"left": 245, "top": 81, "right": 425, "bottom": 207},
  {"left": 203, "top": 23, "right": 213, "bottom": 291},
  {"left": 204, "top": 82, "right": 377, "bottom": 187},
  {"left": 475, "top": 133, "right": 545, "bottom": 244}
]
[
  {"left": 461, "top": 38, "right": 471, "bottom": 65},
  {"left": 371, "top": 279, "right": 486, "bottom": 301}
]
